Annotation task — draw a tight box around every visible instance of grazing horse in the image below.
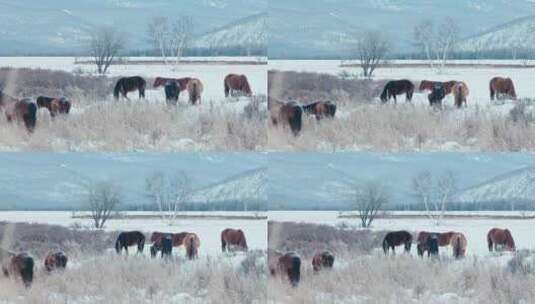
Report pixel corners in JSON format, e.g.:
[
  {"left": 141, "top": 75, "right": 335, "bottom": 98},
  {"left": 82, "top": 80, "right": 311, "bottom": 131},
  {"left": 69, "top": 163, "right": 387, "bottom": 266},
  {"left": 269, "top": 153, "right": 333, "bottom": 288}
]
[
  {"left": 151, "top": 236, "right": 173, "bottom": 258},
  {"left": 427, "top": 235, "right": 439, "bottom": 257},
  {"left": 382, "top": 230, "right": 413, "bottom": 255},
  {"left": 224, "top": 74, "right": 252, "bottom": 97},
  {"left": 269, "top": 251, "right": 301, "bottom": 287},
  {"left": 419, "top": 80, "right": 457, "bottom": 95},
  {"left": 153, "top": 77, "right": 192, "bottom": 91},
  {"left": 380, "top": 79, "right": 414, "bottom": 104},
  {"left": 221, "top": 228, "right": 248, "bottom": 252},
  {"left": 36, "top": 96, "right": 71, "bottom": 118},
  {"left": 417, "top": 231, "right": 456, "bottom": 256},
  {"left": 268, "top": 98, "right": 303, "bottom": 136},
  {"left": 1, "top": 251, "right": 34, "bottom": 288},
  {"left": 452, "top": 82, "right": 469, "bottom": 108},
  {"left": 487, "top": 228, "right": 516, "bottom": 252},
  {"left": 115, "top": 231, "right": 145, "bottom": 255},
  {"left": 164, "top": 81, "right": 179, "bottom": 106},
  {"left": 312, "top": 251, "right": 334, "bottom": 272},
  {"left": 113, "top": 76, "right": 146, "bottom": 100},
  {"left": 302, "top": 101, "right": 336, "bottom": 120},
  {"left": 150, "top": 231, "right": 190, "bottom": 247},
  {"left": 0, "top": 93, "right": 37, "bottom": 132},
  {"left": 490, "top": 77, "right": 517, "bottom": 101},
  {"left": 187, "top": 78, "right": 203, "bottom": 105},
  {"left": 183, "top": 233, "right": 200, "bottom": 260},
  {"left": 451, "top": 233, "right": 467, "bottom": 259},
  {"left": 428, "top": 83, "right": 446, "bottom": 108},
  {"left": 44, "top": 251, "right": 68, "bottom": 272}
]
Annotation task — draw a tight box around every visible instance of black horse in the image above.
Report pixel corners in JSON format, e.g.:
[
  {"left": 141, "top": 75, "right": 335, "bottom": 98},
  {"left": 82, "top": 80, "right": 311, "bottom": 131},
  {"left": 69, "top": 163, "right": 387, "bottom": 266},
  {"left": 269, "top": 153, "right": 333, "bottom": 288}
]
[
  {"left": 427, "top": 234, "right": 439, "bottom": 257},
  {"left": 115, "top": 231, "right": 145, "bottom": 255},
  {"left": 151, "top": 235, "right": 173, "bottom": 258},
  {"left": 113, "top": 76, "right": 146, "bottom": 101},
  {"left": 383, "top": 231, "right": 413, "bottom": 254},
  {"left": 380, "top": 79, "right": 414, "bottom": 104},
  {"left": 164, "top": 81, "right": 179, "bottom": 106},
  {"left": 428, "top": 83, "right": 446, "bottom": 108}
]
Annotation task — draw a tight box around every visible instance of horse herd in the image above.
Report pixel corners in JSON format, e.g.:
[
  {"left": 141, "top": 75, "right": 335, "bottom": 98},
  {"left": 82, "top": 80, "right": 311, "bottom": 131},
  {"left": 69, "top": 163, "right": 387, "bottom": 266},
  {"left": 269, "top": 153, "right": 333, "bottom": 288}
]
[
  {"left": 1, "top": 228, "right": 248, "bottom": 288},
  {"left": 268, "top": 98, "right": 337, "bottom": 135},
  {"left": 270, "top": 227, "right": 516, "bottom": 288}
]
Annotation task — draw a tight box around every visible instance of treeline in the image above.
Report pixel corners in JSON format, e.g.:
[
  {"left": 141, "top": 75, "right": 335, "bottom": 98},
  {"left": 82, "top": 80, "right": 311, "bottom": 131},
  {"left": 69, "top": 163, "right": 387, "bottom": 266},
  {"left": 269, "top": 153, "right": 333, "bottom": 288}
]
[
  {"left": 129, "top": 200, "right": 267, "bottom": 212},
  {"left": 127, "top": 45, "right": 266, "bottom": 57}
]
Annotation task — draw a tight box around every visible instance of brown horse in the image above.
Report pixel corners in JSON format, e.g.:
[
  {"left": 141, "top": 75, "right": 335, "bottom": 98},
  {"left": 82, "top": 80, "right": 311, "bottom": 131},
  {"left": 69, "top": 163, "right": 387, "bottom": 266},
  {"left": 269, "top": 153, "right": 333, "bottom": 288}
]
[
  {"left": 380, "top": 79, "right": 414, "bottom": 104},
  {"left": 0, "top": 93, "right": 37, "bottom": 132},
  {"left": 1, "top": 251, "right": 34, "bottom": 288},
  {"left": 269, "top": 251, "right": 301, "bottom": 287},
  {"left": 36, "top": 96, "right": 71, "bottom": 118},
  {"left": 153, "top": 77, "right": 192, "bottom": 91},
  {"left": 150, "top": 231, "right": 190, "bottom": 247},
  {"left": 416, "top": 231, "right": 456, "bottom": 256},
  {"left": 382, "top": 231, "right": 413, "bottom": 254},
  {"left": 302, "top": 101, "right": 336, "bottom": 120},
  {"left": 312, "top": 251, "right": 334, "bottom": 272},
  {"left": 221, "top": 228, "right": 248, "bottom": 252},
  {"left": 44, "top": 251, "right": 68, "bottom": 272},
  {"left": 487, "top": 228, "right": 516, "bottom": 252},
  {"left": 269, "top": 97, "right": 303, "bottom": 136},
  {"left": 115, "top": 231, "right": 145, "bottom": 255},
  {"left": 451, "top": 233, "right": 467, "bottom": 259},
  {"left": 419, "top": 80, "right": 457, "bottom": 95},
  {"left": 187, "top": 78, "right": 203, "bottom": 105},
  {"left": 224, "top": 74, "right": 252, "bottom": 97},
  {"left": 114, "top": 76, "right": 146, "bottom": 100},
  {"left": 490, "top": 77, "right": 517, "bottom": 101},
  {"left": 183, "top": 233, "right": 200, "bottom": 260},
  {"left": 452, "top": 81, "right": 469, "bottom": 108}
]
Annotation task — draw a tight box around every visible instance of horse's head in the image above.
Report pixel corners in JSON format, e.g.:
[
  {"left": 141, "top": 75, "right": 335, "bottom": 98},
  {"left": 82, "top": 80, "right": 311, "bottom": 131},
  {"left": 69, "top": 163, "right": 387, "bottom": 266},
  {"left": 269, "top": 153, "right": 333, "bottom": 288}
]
[
  {"left": 504, "top": 229, "right": 516, "bottom": 251},
  {"left": 241, "top": 76, "right": 252, "bottom": 96},
  {"left": 238, "top": 230, "right": 248, "bottom": 250}
]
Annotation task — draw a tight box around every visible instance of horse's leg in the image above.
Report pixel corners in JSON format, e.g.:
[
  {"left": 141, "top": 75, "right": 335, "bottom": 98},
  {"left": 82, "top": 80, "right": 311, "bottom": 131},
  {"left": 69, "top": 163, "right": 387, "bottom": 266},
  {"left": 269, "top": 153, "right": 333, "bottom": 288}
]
[{"left": 221, "top": 239, "right": 226, "bottom": 252}]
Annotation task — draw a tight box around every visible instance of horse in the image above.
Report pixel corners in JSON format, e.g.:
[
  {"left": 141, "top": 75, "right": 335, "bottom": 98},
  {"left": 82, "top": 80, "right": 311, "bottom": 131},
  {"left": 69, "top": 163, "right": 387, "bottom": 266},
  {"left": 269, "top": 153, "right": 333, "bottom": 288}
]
[
  {"left": 44, "top": 251, "right": 68, "bottom": 272},
  {"left": 164, "top": 81, "right": 179, "bottom": 106},
  {"left": 151, "top": 235, "right": 173, "bottom": 258},
  {"left": 0, "top": 93, "right": 37, "bottom": 132},
  {"left": 451, "top": 233, "right": 467, "bottom": 259},
  {"left": 36, "top": 96, "right": 71, "bottom": 118},
  {"left": 150, "top": 231, "right": 190, "bottom": 247},
  {"left": 490, "top": 77, "right": 517, "bottom": 101},
  {"left": 187, "top": 78, "right": 203, "bottom": 105},
  {"left": 221, "top": 228, "right": 248, "bottom": 252},
  {"left": 419, "top": 80, "right": 457, "bottom": 95},
  {"left": 380, "top": 79, "right": 414, "bottom": 104},
  {"left": 452, "top": 82, "right": 469, "bottom": 108},
  {"left": 115, "top": 231, "right": 145, "bottom": 255},
  {"left": 113, "top": 76, "right": 146, "bottom": 101},
  {"left": 382, "top": 230, "right": 413, "bottom": 255},
  {"left": 416, "top": 231, "right": 456, "bottom": 256},
  {"left": 1, "top": 251, "right": 34, "bottom": 288},
  {"left": 183, "top": 233, "right": 200, "bottom": 260},
  {"left": 302, "top": 101, "right": 336, "bottom": 120},
  {"left": 268, "top": 97, "right": 303, "bottom": 136},
  {"left": 153, "top": 77, "right": 192, "bottom": 91},
  {"left": 427, "top": 234, "right": 439, "bottom": 258},
  {"left": 224, "top": 74, "right": 252, "bottom": 97},
  {"left": 269, "top": 251, "right": 301, "bottom": 287},
  {"left": 487, "top": 228, "right": 516, "bottom": 252},
  {"left": 312, "top": 251, "right": 334, "bottom": 272},
  {"left": 428, "top": 83, "right": 446, "bottom": 108}
]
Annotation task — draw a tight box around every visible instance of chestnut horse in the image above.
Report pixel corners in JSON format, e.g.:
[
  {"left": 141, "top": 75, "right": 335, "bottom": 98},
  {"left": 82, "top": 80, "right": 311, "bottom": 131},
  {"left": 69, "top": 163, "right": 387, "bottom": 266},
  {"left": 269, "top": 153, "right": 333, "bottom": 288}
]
[
  {"left": 183, "top": 233, "right": 200, "bottom": 260},
  {"left": 0, "top": 93, "right": 37, "bottom": 132},
  {"left": 1, "top": 250, "right": 34, "bottom": 288},
  {"left": 312, "top": 251, "right": 334, "bottom": 272},
  {"left": 302, "top": 101, "right": 336, "bottom": 120},
  {"left": 487, "top": 228, "right": 516, "bottom": 252},
  {"left": 113, "top": 76, "right": 146, "bottom": 100},
  {"left": 419, "top": 80, "right": 457, "bottom": 95},
  {"left": 451, "top": 233, "right": 467, "bottom": 259},
  {"left": 221, "top": 228, "right": 248, "bottom": 252},
  {"left": 187, "top": 78, "right": 203, "bottom": 105},
  {"left": 452, "top": 82, "right": 469, "bottom": 108},
  {"left": 44, "top": 251, "right": 68, "bottom": 272},
  {"left": 36, "top": 96, "right": 71, "bottom": 118},
  {"left": 382, "top": 230, "right": 413, "bottom": 255},
  {"left": 153, "top": 77, "right": 192, "bottom": 92},
  {"left": 268, "top": 97, "right": 303, "bottom": 136},
  {"left": 115, "top": 231, "right": 145, "bottom": 255},
  {"left": 380, "top": 79, "right": 414, "bottom": 103},
  {"left": 490, "top": 77, "right": 517, "bottom": 101},
  {"left": 417, "top": 231, "right": 456, "bottom": 256},
  {"left": 224, "top": 74, "right": 252, "bottom": 97},
  {"left": 269, "top": 251, "right": 301, "bottom": 287}
]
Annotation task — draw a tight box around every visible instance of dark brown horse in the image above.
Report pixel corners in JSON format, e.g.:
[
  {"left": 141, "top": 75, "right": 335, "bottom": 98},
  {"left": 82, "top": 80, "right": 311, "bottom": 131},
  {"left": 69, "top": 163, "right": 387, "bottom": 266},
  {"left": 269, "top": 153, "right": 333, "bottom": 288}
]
[
  {"left": 302, "top": 101, "right": 336, "bottom": 120},
  {"left": 114, "top": 76, "right": 146, "bottom": 100},
  {"left": 490, "top": 77, "right": 517, "bottom": 100},
  {"left": 312, "top": 251, "right": 334, "bottom": 272},
  {"left": 183, "top": 233, "right": 200, "bottom": 260},
  {"left": 416, "top": 231, "right": 456, "bottom": 256},
  {"left": 269, "top": 97, "right": 303, "bottom": 136},
  {"left": 224, "top": 74, "right": 252, "bottom": 97},
  {"left": 487, "top": 228, "right": 516, "bottom": 252},
  {"left": 382, "top": 231, "right": 413, "bottom": 254},
  {"left": 269, "top": 251, "right": 301, "bottom": 287},
  {"left": 115, "top": 231, "right": 145, "bottom": 255},
  {"left": 1, "top": 251, "right": 34, "bottom": 288},
  {"left": 380, "top": 79, "right": 414, "bottom": 103},
  {"left": 451, "top": 233, "right": 467, "bottom": 259},
  {"left": 153, "top": 77, "right": 192, "bottom": 91},
  {"left": 164, "top": 81, "right": 179, "bottom": 106},
  {"left": 150, "top": 235, "right": 173, "bottom": 258},
  {"left": 36, "top": 96, "right": 71, "bottom": 118},
  {"left": 187, "top": 78, "right": 203, "bottom": 105},
  {"left": 44, "top": 251, "right": 68, "bottom": 272},
  {"left": 0, "top": 93, "right": 37, "bottom": 132},
  {"left": 419, "top": 80, "right": 457, "bottom": 95},
  {"left": 221, "top": 228, "right": 248, "bottom": 252}
]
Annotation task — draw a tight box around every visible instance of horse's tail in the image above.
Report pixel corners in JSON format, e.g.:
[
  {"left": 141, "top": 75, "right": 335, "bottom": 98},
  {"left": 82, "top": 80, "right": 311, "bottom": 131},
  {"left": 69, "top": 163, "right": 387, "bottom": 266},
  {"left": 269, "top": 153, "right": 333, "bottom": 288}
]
[
  {"left": 289, "top": 106, "right": 302, "bottom": 136},
  {"left": 139, "top": 78, "right": 146, "bottom": 99},
  {"left": 20, "top": 256, "right": 34, "bottom": 288},
  {"left": 452, "top": 235, "right": 462, "bottom": 259},
  {"left": 487, "top": 231, "right": 493, "bottom": 252},
  {"left": 290, "top": 255, "right": 301, "bottom": 287},
  {"left": 380, "top": 85, "right": 388, "bottom": 102},
  {"left": 24, "top": 102, "right": 37, "bottom": 133},
  {"left": 190, "top": 81, "right": 199, "bottom": 104},
  {"left": 138, "top": 234, "right": 145, "bottom": 253},
  {"left": 489, "top": 79, "right": 495, "bottom": 100},
  {"left": 221, "top": 231, "right": 226, "bottom": 252},
  {"left": 113, "top": 81, "right": 121, "bottom": 100},
  {"left": 382, "top": 237, "right": 389, "bottom": 255},
  {"left": 224, "top": 78, "right": 230, "bottom": 97},
  {"left": 115, "top": 237, "right": 122, "bottom": 254},
  {"left": 186, "top": 235, "right": 196, "bottom": 260}
]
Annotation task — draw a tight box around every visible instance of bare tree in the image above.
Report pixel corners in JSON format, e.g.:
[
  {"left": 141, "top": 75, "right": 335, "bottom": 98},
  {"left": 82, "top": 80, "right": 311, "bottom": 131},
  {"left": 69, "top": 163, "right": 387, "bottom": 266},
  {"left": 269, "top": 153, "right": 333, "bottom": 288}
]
[
  {"left": 414, "top": 18, "right": 460, "bottom": 71},
  {"left": 146, "top": 171, "right": 192, "bottom": 226},
  {"left": 148, "top": 17, "right": 171, "bottom": 65},
  {"left": 413, "top": 20, "right": 435, "bottom": 69},
  {"left": 355, "top": 30, "right": 389, "bottom": 78},
  {"left": 170, "top": 16, "right": 194, "bottom": 66},
  {"left": 87, "top": 181, "right": 121, "bottom": 229},
  {"left": 88, "top": 26, "right": 126, "bottom": 75},
  {"left": 437, "top": 18, "right": 460, "bottom": 70},
  {"left": 354, "top": 180, "right": 389, "bottom": 228},
  {"left": 412, "top": 170, "right": 457, "bottom": 225}
]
